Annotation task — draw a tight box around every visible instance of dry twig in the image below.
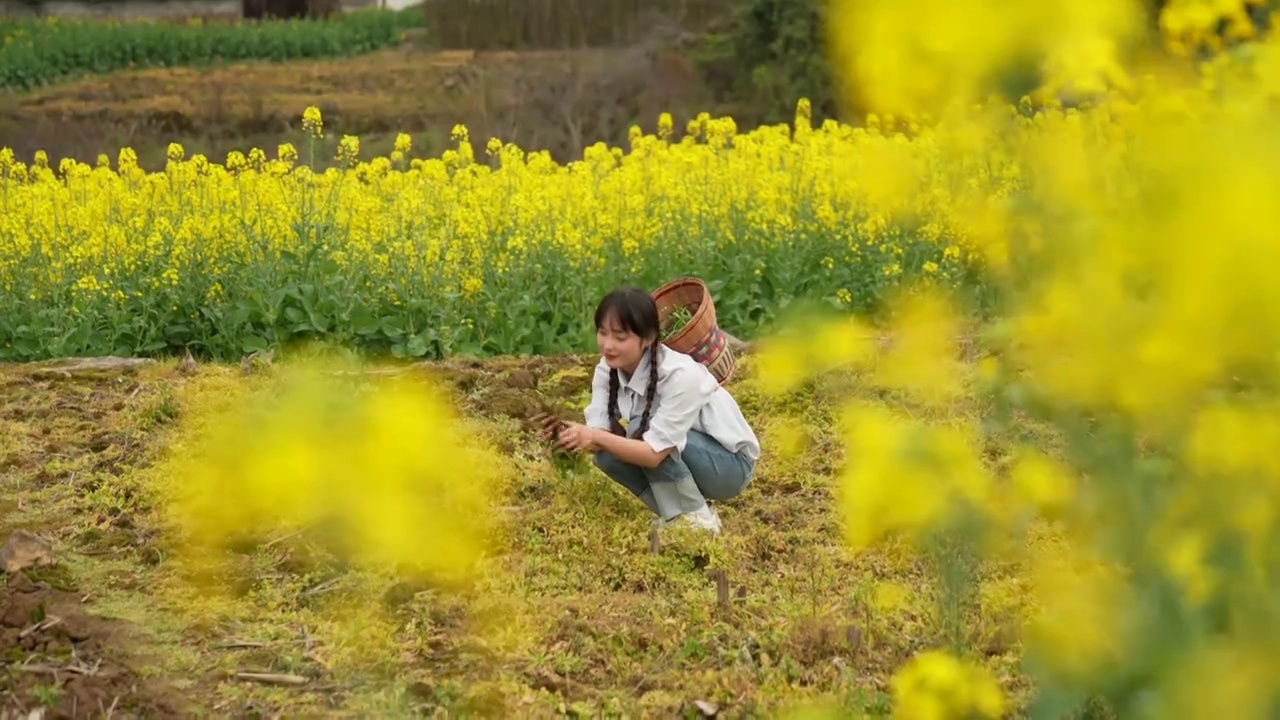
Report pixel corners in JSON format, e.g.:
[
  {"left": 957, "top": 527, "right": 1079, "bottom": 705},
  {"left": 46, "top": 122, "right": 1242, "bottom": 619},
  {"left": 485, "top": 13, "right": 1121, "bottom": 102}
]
[
  {"left": 263, "top": 528, "right": 306, "bottom": 548},
  {"left": 18, "top": 616, "right": 62, "bottom": 640},
  {"left": 299, "top": 577, "right": 342, "bottom": 599},
  {"left": 19, "top": 659, "right": 99, "bottom": 677},
  {"left": 217, "top": 640, "right": 267, "bottom": 650},
  {"left": 234, "top": 672, "right": 309, "bottom": 687}
]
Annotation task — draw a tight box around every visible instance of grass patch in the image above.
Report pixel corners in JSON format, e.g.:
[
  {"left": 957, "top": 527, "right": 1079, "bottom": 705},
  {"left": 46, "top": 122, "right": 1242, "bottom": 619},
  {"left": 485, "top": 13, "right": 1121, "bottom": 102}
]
[{"left": 0, "top": 352, "right": 1048, "bottom": 716}]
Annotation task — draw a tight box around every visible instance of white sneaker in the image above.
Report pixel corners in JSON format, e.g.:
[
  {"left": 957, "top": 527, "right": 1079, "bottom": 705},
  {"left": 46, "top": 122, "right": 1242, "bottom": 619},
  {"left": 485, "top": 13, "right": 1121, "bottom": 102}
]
[
  {"left": 653, "top": 505, "right": 723, "bottom": 535},
  {"left": 681, "top": 504, "right": 722, "bottom": 534}
]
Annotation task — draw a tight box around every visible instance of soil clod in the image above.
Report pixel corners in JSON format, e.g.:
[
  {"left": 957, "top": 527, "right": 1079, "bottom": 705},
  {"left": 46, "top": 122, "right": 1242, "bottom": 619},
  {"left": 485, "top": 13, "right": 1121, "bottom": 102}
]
[
  {"left": 1, "top": 531, "right": 54, "bottom": 575},
  {"left": 0, "top": 569, "right": 182, "bottom": 717},
  {"left": 504, "top": 368, "right": 537, "bottom": 389}
]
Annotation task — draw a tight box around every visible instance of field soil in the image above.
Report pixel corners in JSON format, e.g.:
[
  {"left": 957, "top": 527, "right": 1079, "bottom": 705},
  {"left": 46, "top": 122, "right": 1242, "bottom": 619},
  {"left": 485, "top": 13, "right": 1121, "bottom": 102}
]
[
  {"left": 0, "top": 351, "right": 1038, "bottom": 716},
  {"left": 0, "top": 570, "right": 185, "bottom": 718},
  {"left": 0, "top": 39, "right": 711, "bottom": 168},
  {"left": 0, "top": 362, "right": 189, "bottom": 717}
]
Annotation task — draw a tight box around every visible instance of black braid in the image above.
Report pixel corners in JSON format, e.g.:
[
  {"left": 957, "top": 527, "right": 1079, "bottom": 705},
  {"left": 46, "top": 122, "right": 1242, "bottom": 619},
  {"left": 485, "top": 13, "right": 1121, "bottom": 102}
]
[
  {"left": 637, "top": 341, "right": 660, "bottom": 437},
  {"left": 607, "top": 368, "right": 625, "bottom": 436}
]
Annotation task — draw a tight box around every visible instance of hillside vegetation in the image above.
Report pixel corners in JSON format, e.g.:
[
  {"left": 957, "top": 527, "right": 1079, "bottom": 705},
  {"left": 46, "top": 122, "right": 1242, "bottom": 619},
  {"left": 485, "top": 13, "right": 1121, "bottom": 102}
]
[{"left": 0, "top": 8, "right": 424, "bottom": 91}]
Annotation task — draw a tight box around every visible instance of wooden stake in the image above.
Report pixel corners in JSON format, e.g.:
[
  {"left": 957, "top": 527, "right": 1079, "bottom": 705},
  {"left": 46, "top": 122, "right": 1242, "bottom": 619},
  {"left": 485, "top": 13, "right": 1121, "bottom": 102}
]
[
  {"left": 648, "top": 526, "right": 661, "bottom": 554},
  {"left": 846, "top": 625, "right": 862, "bottom": 653},
  {"left": 712, "top": 569, "right": 729, "bottom": 610}
]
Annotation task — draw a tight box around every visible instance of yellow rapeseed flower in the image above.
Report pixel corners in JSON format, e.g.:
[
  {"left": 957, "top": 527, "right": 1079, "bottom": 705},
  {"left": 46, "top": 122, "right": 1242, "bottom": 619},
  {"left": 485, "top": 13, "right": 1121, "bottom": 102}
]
[
  {"left": 889, "top": 650, "right": 1005, "bottom": 719},
  {"left": 302, "top": 105, "right": 323, "bottom": 138}
]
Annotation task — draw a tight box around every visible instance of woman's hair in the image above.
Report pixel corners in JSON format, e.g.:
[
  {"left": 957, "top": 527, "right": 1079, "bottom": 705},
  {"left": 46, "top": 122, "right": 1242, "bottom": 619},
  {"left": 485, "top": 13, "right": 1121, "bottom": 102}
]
[{"left": 594, "top": 286, "right": 662, "bottom": 438}]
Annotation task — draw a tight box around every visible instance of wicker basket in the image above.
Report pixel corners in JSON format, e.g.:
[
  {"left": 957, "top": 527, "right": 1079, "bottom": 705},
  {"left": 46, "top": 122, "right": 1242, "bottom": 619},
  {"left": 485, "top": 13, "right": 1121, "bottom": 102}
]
[{"left": 652, "top": 277, "right": 737, "bottom": 385}]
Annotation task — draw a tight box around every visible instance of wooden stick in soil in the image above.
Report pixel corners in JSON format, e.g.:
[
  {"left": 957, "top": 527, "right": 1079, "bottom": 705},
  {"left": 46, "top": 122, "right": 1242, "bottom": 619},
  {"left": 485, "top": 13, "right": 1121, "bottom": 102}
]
[
  {"left": 648, "top": 526, "right": 661, "bottom": 554},
  {"left": 710, "top": 568, "right": 730, "bottom": 612},
  {"left": 846, "top": 625, "right": 862, "bottom": 654}
]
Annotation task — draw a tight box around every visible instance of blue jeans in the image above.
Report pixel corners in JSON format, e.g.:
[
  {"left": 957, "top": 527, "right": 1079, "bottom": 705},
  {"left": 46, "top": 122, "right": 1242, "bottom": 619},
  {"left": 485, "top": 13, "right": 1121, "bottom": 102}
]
[{"left": 593, "top": 427, "right": 755, "bottom": 522}]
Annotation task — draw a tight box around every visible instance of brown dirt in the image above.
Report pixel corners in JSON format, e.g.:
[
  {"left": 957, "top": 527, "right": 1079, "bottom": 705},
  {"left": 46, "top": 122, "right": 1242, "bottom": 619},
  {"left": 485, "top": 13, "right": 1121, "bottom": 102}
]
[
  {"left": 0, "top": 41, "right": 713, "bottom": 168},
  {"left": 0, "top": 570, "right": 183, "bottom": 718},
  {"left": 0, "top": 361, "right": 190, "bottom": 717}
]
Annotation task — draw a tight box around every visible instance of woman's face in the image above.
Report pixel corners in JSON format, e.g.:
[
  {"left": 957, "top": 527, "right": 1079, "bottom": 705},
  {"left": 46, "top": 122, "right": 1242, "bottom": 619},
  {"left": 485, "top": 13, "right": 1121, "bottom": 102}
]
[{"left": 596, "top": 313, "right": 648, "bottom": 375}]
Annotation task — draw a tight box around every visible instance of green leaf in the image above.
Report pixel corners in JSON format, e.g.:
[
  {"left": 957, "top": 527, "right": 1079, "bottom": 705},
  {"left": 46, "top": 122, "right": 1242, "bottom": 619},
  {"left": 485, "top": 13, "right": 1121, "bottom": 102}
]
[
  {"left": 307, "top": 308, "right": 330, "bottom": 333},
  {"left": 454, "top": 341, "right": 484, "bottom": 358},
  {"left": 381, "top": 316, "right": 408, "bottom": 338},
  {"left": 406, "top": 333, "right": 430, "bottom": 358},
  {"left": 352, "top": 309, "right": 382, "bottom": 336},
  {"left": 242, "top": 335, "right": 270, "bottom": 354}
]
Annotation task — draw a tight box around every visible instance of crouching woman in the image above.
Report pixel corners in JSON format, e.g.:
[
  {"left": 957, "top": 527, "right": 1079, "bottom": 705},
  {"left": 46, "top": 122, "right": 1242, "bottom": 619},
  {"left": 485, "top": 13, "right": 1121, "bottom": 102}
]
[{"left": 556, "top": 286, "right": 760, "bottom": 534}]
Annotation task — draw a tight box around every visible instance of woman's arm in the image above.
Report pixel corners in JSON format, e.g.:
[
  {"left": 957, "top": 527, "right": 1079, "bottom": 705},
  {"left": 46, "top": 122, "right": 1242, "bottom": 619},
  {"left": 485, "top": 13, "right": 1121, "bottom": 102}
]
[
  {"left": 561, "top": 365, "right": 709, "bottom": 468},
  {"left": 591, "top": 429, "right": 672, "bottom": 468},
  {"left": 558, "top": 422, "right": 671, "bottom": 467}
]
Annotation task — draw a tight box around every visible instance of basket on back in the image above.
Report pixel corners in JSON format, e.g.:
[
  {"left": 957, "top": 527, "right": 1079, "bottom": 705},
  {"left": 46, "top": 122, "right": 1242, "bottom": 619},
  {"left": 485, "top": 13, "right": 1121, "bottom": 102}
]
[{"left": 652, "top": 277, "right": 736, "bottom": 385}]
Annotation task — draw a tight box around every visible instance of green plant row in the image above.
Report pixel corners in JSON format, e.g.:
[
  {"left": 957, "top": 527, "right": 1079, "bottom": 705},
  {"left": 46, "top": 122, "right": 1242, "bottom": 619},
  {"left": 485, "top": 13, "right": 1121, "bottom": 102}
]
[
  {"left": 0, "top": 223, "right": 989, "bottom": 363},
  {"left": 0, "top": 8, "right": 425, "bottom": 92}
]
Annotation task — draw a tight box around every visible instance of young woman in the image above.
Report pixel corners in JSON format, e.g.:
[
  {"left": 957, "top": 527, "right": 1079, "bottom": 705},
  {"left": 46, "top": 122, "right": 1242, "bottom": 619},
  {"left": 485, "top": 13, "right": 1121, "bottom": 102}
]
[{"left": 555, "top": 286, "right": 760, "bottom": 534}]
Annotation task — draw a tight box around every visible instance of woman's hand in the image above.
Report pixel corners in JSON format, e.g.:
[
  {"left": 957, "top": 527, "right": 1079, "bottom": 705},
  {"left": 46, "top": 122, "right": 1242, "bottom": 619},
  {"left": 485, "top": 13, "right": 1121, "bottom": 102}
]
[{"left": 557, "top": 422, "right": 599, "bottom": 453}]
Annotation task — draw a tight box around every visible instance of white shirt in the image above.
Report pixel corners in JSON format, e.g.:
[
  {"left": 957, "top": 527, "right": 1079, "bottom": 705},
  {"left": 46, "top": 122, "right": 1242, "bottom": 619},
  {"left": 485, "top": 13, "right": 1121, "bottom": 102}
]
[{"left": 583, "top": 345, "right": 761, "bottom": 462}]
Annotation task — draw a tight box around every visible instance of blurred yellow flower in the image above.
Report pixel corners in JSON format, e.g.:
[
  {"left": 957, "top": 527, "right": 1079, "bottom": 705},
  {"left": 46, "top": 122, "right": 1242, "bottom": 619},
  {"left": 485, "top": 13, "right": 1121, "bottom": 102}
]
[{"left": 889, "top": 650, "right": 1005, "bottom": 720}]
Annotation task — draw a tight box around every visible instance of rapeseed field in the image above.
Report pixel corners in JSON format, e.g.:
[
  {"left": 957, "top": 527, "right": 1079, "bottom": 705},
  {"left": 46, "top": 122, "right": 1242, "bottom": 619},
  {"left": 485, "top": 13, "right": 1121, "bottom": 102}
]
[{"left": 4, "top": 0, "right": 1280, "bottom": 717}]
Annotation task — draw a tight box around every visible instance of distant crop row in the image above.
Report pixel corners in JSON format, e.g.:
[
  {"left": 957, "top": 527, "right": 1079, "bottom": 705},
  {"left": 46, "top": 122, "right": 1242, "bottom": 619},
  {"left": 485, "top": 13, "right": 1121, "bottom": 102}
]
[{"left": 0, "top": 8, "right": 424, "bottom": 92}]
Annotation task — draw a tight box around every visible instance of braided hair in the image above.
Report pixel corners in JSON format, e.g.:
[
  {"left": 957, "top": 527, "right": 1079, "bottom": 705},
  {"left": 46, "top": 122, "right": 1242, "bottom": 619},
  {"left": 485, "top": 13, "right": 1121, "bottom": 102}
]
[{"left": 594, "top": 286, "right": 662, "bottom": 438}]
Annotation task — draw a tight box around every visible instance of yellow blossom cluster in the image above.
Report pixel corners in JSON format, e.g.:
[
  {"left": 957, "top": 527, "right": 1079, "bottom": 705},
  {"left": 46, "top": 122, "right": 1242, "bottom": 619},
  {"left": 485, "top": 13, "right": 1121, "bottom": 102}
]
[
  {"left": 767, "top": 0, "right": 1280, "bottom": 716},
  {"left": 155, "top": 360, "right": 506, "bottom": 588},
  {"left": 890, "top": 651, "right": 1005, "bottom": 719},
  {"left": 0, "top": 103, "right": 984, "bottom": 362}
]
